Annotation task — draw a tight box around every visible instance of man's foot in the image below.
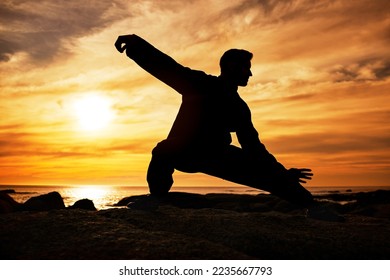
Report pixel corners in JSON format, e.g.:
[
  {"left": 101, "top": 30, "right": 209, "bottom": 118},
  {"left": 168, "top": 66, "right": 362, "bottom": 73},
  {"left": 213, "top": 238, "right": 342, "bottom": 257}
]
[{"left": 306, "top": 203, "right": 345, "bottom": 222}]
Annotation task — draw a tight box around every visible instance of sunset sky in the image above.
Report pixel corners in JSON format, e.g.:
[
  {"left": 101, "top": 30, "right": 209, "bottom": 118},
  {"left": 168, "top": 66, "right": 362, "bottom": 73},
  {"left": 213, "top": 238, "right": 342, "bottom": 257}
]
[{"left": 1, "top": 0, "right": 389, "bottom": 188}]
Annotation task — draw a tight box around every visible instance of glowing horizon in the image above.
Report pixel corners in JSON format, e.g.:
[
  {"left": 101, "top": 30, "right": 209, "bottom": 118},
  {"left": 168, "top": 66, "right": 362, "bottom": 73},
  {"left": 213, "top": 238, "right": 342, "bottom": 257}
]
[{"left": 1, "top": 0, "right": 389, "bottom": 187}]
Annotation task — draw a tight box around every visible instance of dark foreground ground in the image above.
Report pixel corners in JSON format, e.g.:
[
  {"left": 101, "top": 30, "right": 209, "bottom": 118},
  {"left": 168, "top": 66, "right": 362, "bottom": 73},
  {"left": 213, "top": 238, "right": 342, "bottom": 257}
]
[{"left": 1, "top": 190, "right": 390, "bottom": 259}]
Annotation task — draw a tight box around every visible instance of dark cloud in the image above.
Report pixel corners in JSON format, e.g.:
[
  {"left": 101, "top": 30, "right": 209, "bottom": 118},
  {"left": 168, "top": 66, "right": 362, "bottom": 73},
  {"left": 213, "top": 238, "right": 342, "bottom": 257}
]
[
  {"left": 0, "top": 38, "right": 16, "bottom": 62},
  {"left": 0, "top": 0, "right": 128, "bottom": 63},
  {"left": 331, "top": 59, "right": 390, "bottom": 82},
  {"left": 374, "top": 62, "right": 390, "bottom": 80}
]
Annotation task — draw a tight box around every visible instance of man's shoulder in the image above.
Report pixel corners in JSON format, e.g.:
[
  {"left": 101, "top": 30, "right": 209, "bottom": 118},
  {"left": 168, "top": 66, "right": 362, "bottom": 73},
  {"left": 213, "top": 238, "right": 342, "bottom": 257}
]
[
  {"left": 182, "top": 68, "right": 219, "bottom": 87},
  {"left": 186, "top": 68, "right": 217, "bottom": 80}
]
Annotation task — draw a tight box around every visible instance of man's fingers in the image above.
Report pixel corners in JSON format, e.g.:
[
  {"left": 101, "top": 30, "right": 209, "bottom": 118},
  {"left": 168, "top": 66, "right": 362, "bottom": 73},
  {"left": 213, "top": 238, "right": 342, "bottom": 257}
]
[
  {"left": 301, "top": 172, "right": 313, "bottom": 177},
  {"left": 299, "top": 175, "right": 313, "bottom": 183},
  {"left": 117, "top": 44, "right": 126, "bottom": 53},
  {"left": 301, "top": 173, "right": 313, "bottom": 179},
  {"left": 298, "top": 168, "right": 313, "bottom": 177},
  {"left": 288, "top": 168, "right": 313, "bottom": 183},
  {"left": 295, "top": 168, "right": 313, "bottom": 183},
  {"left": 114, "top": 39, "right": 126, "bottom": 53},
  {"left": 114, "top": 35, "right": 131, "bottom": 53},
  {"left": 299, "top": 168, "right": 312, "bottom": 173},
  {"left": 300, "top": 168, "right": 312, "bottom": 171}
]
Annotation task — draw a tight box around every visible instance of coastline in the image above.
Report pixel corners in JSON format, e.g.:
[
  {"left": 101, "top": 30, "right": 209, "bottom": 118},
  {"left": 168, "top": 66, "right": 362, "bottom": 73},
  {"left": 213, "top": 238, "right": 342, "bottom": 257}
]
[{"left": 1, "top": 185, "right": 389, "bottom": 210}]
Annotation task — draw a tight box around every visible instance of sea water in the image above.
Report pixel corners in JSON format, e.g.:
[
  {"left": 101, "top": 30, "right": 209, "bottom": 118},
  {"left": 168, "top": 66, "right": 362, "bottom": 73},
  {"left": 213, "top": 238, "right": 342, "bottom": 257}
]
[{"left": 1, "top": 185, "right": 389, "bottom": 210}]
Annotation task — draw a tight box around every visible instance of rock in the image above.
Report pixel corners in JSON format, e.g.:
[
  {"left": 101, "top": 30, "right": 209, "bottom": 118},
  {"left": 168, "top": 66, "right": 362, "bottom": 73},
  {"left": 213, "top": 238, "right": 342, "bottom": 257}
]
[
  {"left": 126, "top": 196, "right": 162, "bottom": 211},
  {"left": 23, "top": 192, "right": 65, "bottom": 211},
  {"left": 0, "top": 193, "right": 21, "bottom": 214},
  {"left": 0, "top": 189, "right": 16, "bottom": 194},
  {"left": 117, "top": 192, "right": 213, "bottom": 210},
  {"left": 355, "top": 190, "right": 390, "bottom": 204},
  {"left": 374, "top": 204, "right": 390, "bottom": 219},
  {"left": 68, "top": 199, "right": 96, "bottom": 211},
  {"left": 318, "top": 190, "right": 390, "bottom": 205},
  {"left": 1, "top": 191, "right": 390, "bottom": 259},
  {"left": 158, "top": 192, "right": 213, "bottom": 209}
]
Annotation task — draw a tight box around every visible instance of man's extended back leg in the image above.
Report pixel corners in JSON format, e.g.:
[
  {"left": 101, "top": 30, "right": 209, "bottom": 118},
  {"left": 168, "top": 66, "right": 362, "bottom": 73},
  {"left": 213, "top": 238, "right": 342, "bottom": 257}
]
[{"left": 196, "top": 145, "right": 313, "bottom": 208}]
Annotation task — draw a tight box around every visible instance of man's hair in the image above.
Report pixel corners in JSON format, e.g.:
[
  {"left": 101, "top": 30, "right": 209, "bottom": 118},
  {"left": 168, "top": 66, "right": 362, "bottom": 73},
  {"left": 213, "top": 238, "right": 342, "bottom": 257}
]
[{"left": 219, "top": 49, "right": 253, "bottom": 73}]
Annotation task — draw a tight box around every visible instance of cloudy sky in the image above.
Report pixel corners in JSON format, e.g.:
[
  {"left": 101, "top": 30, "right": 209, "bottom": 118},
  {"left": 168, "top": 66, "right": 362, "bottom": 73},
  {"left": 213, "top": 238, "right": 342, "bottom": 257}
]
[{"left": 1, "top": 0, "right": 389, "bottom": 188}]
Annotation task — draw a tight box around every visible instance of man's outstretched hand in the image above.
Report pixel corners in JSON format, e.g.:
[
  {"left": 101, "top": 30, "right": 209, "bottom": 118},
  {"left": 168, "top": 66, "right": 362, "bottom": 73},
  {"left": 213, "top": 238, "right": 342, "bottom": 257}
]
[{"left": 287, "top": 168, "right": 313, "bottom": 184}]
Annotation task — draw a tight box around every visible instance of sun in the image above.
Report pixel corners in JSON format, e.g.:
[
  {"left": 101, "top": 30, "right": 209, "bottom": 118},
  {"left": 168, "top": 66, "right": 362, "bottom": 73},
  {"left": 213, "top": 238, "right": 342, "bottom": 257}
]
[{"left": 73, "top": 94, "right": 115, "bottom": 131}]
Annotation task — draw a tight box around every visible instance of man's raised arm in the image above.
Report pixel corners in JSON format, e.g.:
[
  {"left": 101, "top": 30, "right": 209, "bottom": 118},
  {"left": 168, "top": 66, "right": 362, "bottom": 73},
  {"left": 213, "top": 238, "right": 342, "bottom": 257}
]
[{"left": 115, "top": 34, "right": 190, "bottom": 92}]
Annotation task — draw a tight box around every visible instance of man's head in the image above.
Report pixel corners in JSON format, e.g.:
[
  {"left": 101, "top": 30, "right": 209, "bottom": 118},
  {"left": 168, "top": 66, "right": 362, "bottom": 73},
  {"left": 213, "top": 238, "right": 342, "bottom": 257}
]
[{"left": 220, "top": 49, "right": 253, "bottom": 86}]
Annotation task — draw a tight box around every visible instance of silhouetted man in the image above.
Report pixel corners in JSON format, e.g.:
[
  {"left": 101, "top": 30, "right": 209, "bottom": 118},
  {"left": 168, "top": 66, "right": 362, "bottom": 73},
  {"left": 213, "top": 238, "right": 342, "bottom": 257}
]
[{"left": 115, "top": 34, "right": 343, "bottom": 220}]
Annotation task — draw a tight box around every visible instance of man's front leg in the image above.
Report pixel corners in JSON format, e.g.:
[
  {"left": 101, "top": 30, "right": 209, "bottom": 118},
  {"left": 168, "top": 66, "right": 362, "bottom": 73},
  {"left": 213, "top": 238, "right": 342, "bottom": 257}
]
[{"left": 147, "top": 155, "right": 174, "bottom": 196}]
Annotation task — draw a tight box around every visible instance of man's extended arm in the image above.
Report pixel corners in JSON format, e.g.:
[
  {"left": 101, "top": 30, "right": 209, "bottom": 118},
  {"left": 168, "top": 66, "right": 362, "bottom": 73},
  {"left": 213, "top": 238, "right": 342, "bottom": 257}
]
[
  {"left": 237, "top": 119, "right": 286, "bottom": 171},
  {"left": 115, "top": 34, "right": 193, "bottom": 93},
  {"left": 236, "top": 102, "right": 313, "bottom": 184}
]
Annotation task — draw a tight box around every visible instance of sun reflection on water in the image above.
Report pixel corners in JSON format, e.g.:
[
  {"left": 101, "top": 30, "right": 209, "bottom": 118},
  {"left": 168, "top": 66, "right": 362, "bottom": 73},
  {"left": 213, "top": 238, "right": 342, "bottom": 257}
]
[
  {"left": 67, "top": 185, "right": 114, "bottom": 209},
  {"left": 73, "top": 185, "right": 109, "bottom": 200},
  {"left": 58, "top": 185, "right": 149, "bottom": 209}
]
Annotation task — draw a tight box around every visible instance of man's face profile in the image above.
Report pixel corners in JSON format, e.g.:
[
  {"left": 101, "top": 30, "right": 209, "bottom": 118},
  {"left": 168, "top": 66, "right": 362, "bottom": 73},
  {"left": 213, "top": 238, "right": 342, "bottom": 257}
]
[{"left": 235, "top": 61, "right": 252, "bottom": 87}]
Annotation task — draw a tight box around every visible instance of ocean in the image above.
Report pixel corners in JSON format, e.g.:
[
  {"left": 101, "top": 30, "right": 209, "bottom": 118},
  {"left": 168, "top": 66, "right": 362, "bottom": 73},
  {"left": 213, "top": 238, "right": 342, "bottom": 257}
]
[{"left": 1, "top": 185, "right": 389, "bottom": 210}]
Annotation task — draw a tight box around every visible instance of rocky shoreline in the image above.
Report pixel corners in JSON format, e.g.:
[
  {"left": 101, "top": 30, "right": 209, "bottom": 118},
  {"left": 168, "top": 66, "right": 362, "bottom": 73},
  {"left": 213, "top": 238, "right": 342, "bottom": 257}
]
[{"left": 1, "top": 190, "right": 389, "bottom": 259}]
